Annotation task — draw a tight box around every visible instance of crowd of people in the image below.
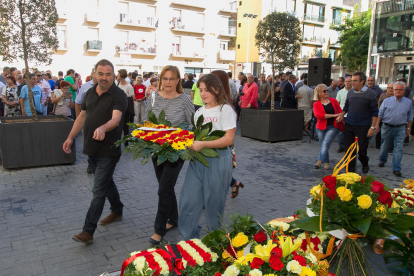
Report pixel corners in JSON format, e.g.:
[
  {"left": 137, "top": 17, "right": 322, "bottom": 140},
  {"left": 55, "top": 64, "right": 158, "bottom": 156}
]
[{"left": 1, "top": 61, "right": 413, "bottom": 246}]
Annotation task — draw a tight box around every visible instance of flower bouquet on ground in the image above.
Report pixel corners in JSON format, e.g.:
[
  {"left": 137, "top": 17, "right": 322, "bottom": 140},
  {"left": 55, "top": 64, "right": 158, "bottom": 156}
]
[
  {"left": 116, "top": 110, "right": 226, "bottom": 167},
  {"left": 289, "top": 141, "right": 414, "bottom": 276}
]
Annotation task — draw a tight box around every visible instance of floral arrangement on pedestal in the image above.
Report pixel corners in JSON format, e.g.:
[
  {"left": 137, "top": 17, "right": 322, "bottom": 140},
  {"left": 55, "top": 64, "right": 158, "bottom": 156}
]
[{"left": 116, "top": 110, "right": 226, "bottom": 167}]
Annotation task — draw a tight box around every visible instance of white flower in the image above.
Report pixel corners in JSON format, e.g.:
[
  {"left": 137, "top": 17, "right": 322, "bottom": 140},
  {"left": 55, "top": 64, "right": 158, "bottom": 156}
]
[
  {"left": 191, "top": 239, "right": 218, "bottom": 262},
  {"left": 152, "top": 252, "right": 171, "bottom": 275},
  {"left": 268, "top": 221, "right": 290, "bottom": 231},
  {"left": 249, "top": 269, "right": 263, "bottom": 276},
  {"left": 298, "top": 233, "right": 306, "bottom": 239},
  {"left": 305, "top": 252, "right": 318, "bottom": 265},
  {"left": 132, "top": 256, "right": 147, "bottom": 273},
  {"left": 223, "top": 264, "right": 240, "bottom": 276},
  {"left": 286, "top": 260, "right": 302, "bottom": 274}
]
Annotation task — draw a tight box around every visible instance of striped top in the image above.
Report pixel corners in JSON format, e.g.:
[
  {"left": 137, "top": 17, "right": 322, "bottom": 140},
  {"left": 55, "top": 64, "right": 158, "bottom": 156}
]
[{"left": 145, "top": 91, "right": 195, "bottom": 127}]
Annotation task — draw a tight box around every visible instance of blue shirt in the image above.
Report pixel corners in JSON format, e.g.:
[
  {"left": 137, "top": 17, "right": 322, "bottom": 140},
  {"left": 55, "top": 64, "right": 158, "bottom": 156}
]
[
  {"left": 378, "top": 96, "right": 413, "bottom": 125},
  {"left": 48, "top": 79, "right": 55, "bottom": 91},
  {"left": 20, "top": 85, "right": 43, "bottom": 116}
]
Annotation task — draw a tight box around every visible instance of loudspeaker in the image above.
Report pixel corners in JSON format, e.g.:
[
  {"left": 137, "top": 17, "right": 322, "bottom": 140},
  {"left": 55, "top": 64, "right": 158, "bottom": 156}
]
[{"left": 308, "top": 58, "right": 332, "bottom": 86}]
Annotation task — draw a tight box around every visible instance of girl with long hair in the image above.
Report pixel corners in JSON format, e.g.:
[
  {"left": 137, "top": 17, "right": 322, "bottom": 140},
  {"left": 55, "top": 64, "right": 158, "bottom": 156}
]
[{"left": 178, "top": 73, "right": 237, "bottom": 239}]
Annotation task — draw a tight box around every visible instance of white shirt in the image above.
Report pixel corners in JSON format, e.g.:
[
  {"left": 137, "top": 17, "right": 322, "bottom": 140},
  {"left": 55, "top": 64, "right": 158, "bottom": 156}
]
[
  {"left": 117, "top": 82, "right": 134, "bottom": 97},
  {"left": 194, "top": 104, "right": 237, "bottom": 132},
  {"left": 143, "top": 79, "right": 151, "bottom": 87},
  {"left": 0, "top": 81, "right": 5, "bottom": 92},
  {"left": 75, "top": 80, "right": 94, "bottom": 105}
]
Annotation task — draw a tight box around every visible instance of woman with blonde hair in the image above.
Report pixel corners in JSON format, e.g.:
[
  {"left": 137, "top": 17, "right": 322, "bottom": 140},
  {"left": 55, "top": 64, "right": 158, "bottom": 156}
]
[
  {"left": 313, "top": 83, "right": 344, "bottom": 170},
  {"left": 145, "top": 65, "right": 194, "bottom": 245}
]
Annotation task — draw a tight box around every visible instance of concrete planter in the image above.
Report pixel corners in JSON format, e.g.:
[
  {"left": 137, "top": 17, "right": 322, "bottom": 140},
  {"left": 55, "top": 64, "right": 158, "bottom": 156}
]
[
  {"left": 241, "top": 108, "right": 304, "bottom": 142},
  {"left": 0, "top": 115, "right": 76, "bottom": 169}
]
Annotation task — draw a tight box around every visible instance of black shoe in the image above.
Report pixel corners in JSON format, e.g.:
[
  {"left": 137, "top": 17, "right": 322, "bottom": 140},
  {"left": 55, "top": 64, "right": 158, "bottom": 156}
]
[
  {"left": 337, "top": 148, "right": 345, "bottom": 153},
  {"left": 378, "top": 163, "right": 385, "bottom": 167},
  {"left": 87, "top": 164, "right": 92, "bottom": 174},
  {"left": 149, "top": 237, "right": 163, "bottom": 245},
  {"left": 362, "top": 165, "right": 369, "bottom": 174},
  {"left": 375, "top": 146, "right": 381, "bottom": 149},
  {"left": 393, "top": 171, "right": 402, "bottom": 177}
]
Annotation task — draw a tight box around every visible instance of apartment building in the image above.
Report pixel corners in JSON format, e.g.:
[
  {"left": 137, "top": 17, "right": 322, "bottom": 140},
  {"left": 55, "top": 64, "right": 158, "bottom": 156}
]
[
  {"left": 235, "top": 0, "right": 353, "bottom": 79},
  {"left": 1, "top": 0, "right": 238, "bottom": 79}
]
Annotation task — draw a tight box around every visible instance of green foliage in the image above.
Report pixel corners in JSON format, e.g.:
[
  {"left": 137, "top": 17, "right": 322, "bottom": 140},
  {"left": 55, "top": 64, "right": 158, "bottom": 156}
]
[
  {"left": 383, "top": 227, "right": 414, "bottom": 276},
  {"left": 255, "top": 12, "right": 301, "bottom": 110},
  {"left": 124, "top": 262, "right": 156, "bottom": 276},
  {"left": 332, "top": 7, "right": 372, "bottom": 71}
]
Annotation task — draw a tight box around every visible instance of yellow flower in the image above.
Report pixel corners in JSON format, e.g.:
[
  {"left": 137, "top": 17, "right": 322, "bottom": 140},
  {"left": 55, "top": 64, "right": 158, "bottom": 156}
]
[
  {"left": 391, "top": 201, "right": 400, "bottom": 213},
  {"left": 310, "top": 185, "right": 322, "bottom": 198},
  {"left": 375, "top": 204, "right": 387, "bottom": 219},
  {"left": 239, "top": 240, "right": 277, "bottom": 263},
  {"left": 336, "top": 187, "right": 352, "bottom": 201},
  {"left": 264, "top": 274, "right": 277, "bottom": 276},
  {"left": 300, "top": 266, "right": 317, "bottom": 276},
  {"left": 278, "top": 236, "right": 302, "bottom": 258},
  {"left": 357, "top": 195, "right": 373, "bottom": 209},
  {"left": 232, "top": 232, "right": 249, "bottom": 248},
  {"left": 222, "top": 250, "right": 231, "bottom": 259},
  {"left": 336, "top": 173, "right": 361, "bottom": 184},
  {"left": 286, "top": 260, "right": 302, "bottom": 274}
]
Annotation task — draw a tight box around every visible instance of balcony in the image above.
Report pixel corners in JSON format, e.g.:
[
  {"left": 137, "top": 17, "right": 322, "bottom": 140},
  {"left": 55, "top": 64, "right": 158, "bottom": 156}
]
[
  {"left": 87, "top": 40, "right": 102, "bottom": 52},
  {"left": 302, "top": 36, "right": 325, "bottom": 45},
  {"left": 86, "top": 12, "right": 100, "bottom": 23},
  {"left": 118, "top": 14, "right": 157, "bottom": 29},
  {"left": 170, "top": 17, "right": 204, "bottom": 34},
  {"left": 220, "top": 1, "right": 237, "bottom": 13},
  {"left": 331, "top": 18, "right": 342, "bottom": 26},
  {"left": 219, "top": 50, "right": 235, "bottom": 61},
  {"left": 171, "top": 50, "right": 205, "bottom": 59},
  {"left": 303, "top": 14, "right": 325, "bottom": 25},
  {"left": 171, "top": 1, "right": 205, "bottom": 9},
  {"left": 116, "top": 43, "right": 156, "bottom": 56},
  {"left": 57, "top": 9, "right": 68, "bottom": 20},
  {"left": 219, "top": 26, "right": 236, "bottom": 37}
]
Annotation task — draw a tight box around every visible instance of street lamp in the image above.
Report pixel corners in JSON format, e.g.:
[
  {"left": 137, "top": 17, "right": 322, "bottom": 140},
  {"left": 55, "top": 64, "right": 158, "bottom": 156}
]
[{"left": 243, "top": 13, "right": 258, "bottom": 74}]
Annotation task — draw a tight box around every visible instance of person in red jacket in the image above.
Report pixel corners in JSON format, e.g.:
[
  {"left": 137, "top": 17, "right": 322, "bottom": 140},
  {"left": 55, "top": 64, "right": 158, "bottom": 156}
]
[
  {"left": 240, "top": 74, "right": 258, "bottom": 109},
  {"left": 313, "top": 84, "right": 344, "bottom": 170}
]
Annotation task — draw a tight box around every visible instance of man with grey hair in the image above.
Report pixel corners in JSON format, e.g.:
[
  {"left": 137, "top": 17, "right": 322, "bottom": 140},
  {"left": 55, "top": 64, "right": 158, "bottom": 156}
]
[
  {"left": 281, "top": 74, "right": 301, "bottom": 108},
  {"left": 375, "top": 81, "right": 413, "bottom": 177},
  {"left": 327, "top": 80, "right": 339, "bottom": 98},
  {"left": 258, "top": 73, "right": 271, "bottom": 107},
  {"left": 16, "top": 74, "right": 26, "bottom": 96},
  {"left": 376, "top": 82, "right": 395, "bottom": 149},
  {"left": 240, "top": 73, "right": 258, "bottom": 108},
  {"left": 0, "top": 67, "right": 10, "bottom": 85}
]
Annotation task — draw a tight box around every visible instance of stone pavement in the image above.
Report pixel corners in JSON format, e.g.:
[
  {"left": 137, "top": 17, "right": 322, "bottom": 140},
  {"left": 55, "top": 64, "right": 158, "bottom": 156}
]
[{"left": 0, "top": 126, "right": 413, "bottom": 276}]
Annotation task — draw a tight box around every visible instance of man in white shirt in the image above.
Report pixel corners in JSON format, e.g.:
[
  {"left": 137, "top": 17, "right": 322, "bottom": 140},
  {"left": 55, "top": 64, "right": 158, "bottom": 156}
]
[
  {"left": 228, "top": 72, "right": 237, "bottom": 101},
  {"left": 75, "top": 68, "right": 95, "bottom": 118},
  {"left": 336, "top": 76, "right": 352, "bottom": 153},
  {"left": 143, "top": 72, "right": 154, "bottom": 87}
]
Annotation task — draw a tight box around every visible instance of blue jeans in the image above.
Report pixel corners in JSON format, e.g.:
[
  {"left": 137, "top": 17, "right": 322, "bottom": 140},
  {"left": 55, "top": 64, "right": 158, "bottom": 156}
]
[
  {"left": 274, "top": 101, "right": 280, "bottom": 108},
  {"left": 179, "top": 149, "right": 232, "bottom": 240},
  {"left": 71, "top": 107, "right": 76, "bottom": 120},
  {"left": 338, "top": 131, "right": 345, "bottom": 149},
  {"left": 83, "top": 156, "right": 123, "bottom": 235},
  {"left": 258, "top": 101, "right": 270, "bottom": 108},
  {"left": 379, "top": 125, "right": 406, "bottom": 171},
  {"left": 316, "top": 125, "right": 339, "bottom": 163}
]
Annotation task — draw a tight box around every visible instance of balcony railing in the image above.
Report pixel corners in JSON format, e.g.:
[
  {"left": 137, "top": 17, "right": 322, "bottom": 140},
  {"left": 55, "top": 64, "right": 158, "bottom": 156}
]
[
  {"left": 331, "top": 18, "right": 342, "bottom": 26},
  {"left": 219, "top": 50, "right": 235, "bottom": 61},
  {"left": 87, "top": 40, "right": 102, "bottom": 51},
  {"left": 171, "top": 50, "right": 205, "bottom": 59},
  {"left": 304, "top": 13, "right": 325, "bottom": 23},
  {"left": 302, "top": 36, "right": 325, "bottom": 44},
  {"left": 116, "top": 43, "right": 156, "bottom": 54},
  {"left": 220, "top": 26, "right": 236, "bottom": 36},
  {"left": 170, "top": 17, "right": 204, "bottom": 34},
  {"left": 86, "top": 12, "right": 100, "bottom": 22},
  {"left": 119, "top": 14, "right": 156, "bottom": 28}
]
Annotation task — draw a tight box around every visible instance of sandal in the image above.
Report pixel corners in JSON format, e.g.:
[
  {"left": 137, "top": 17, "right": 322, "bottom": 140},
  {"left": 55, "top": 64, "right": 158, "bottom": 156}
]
[{"left": 230, "top": 181, "right": 244, "bottom": 198}]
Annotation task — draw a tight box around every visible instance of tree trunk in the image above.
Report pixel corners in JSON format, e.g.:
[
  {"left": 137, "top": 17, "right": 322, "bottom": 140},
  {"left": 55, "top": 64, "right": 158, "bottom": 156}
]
[
  {"left": 19, "top": 0, "right": 37, "bottom": 121},
  {"left": 271, "top": 53, "right": 275, "bottom": 111}
]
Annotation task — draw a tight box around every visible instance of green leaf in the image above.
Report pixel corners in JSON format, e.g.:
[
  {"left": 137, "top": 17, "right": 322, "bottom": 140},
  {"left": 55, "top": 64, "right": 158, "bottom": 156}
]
[
  {"left": 367, "top": 224, "right": 385, "bottom": 238},
  {"left": 289, "top": 216, "right": 340, "bottom": 232},
  {"left": 392, "top": 214, "right": 414, "bottom": 230},
  {"left": 202, "top": 136, "right": 220, "bottom": 141},
  {"left": 141, "top": 157, "right": 149, "bottom": 165},
  {"left": 147, "top": 110, "right": 158, "bottom": 124},
  {"left": 196, "top": 114, "right": 204, "bottom": 129},
  {"left": 199, "top": 148, "right": 219, "bottom": 158},
  {"left": 179, "top": 150, "right": 191, "bottom": 160},
  {"left": 350, "top": 217, "right": 372, "bottom": 235},
  {"left": 156, "top": 155, "right": 167, "bottom": 166},
  {"left": 195, "top": 128, "right": 210, "bottom": 141},
  {"left": 158, "top": 110, "right": 166, "bottom": 124},
  {"left": 191, "top": 114, "right": 196, "bottom": 131},
  {"left": 195, "top": 152, "right": 209, "bottom": 167},
  {"left": 209, "top": 130, "right": 226, "bottom": 137},
  {"left": 201, "top": 230, "right": 225, "bottom": 247},
  {"left": 201, "top": 121, "right": 213, "bottom": 133}
]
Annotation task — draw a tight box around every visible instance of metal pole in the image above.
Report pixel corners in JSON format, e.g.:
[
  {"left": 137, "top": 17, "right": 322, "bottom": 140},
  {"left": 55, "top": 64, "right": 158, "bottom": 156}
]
[
  {"left": 366, "top": 1, "right": 377, "bottom": 76},
  {"left": 246, "top": 18, "right": 250, "bottom": 74}
]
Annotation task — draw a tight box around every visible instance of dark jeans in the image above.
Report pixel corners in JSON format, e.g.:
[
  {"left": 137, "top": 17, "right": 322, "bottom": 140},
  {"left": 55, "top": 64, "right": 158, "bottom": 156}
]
[
  {"left": 123, "top": 113, "right": 134, "bottom": 138},
  {"left": 83, "top": 156, "right": 123, "bottom": 235},
  {"left": 70, "top": 107, "right": 76, "bottom": 120},
  {"left": 152, "top": 158, "right": 184, "bottom": 236},
  {"left": 344, "top": 124, "right": 370, "bottom": 172},
  {"left": 235, "top": 96, "right": 241, "bottom": 119},
  {"left": 258, "top": 101, "right": 270, "bottom": 108}
]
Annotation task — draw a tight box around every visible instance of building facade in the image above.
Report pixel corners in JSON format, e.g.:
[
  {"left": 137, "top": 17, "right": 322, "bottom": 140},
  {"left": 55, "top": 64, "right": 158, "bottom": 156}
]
[
  {"left": 0, "top": 0, "right": 238, "bottom": 80},
  {"left": 368, "top": 0, "right": 414, "bottom": 89}
]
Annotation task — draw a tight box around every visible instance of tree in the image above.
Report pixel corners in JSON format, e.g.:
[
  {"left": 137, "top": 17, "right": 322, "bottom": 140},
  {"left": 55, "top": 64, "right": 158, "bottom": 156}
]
[
  {"left": 0, "top": 0, "right": 59, "bottom": 120},
  {"left": 255, "top": 12, "right": 301, "bottom": 111},
  {"left": 332, "top": 7, "right": 371, "bottom": 71}
]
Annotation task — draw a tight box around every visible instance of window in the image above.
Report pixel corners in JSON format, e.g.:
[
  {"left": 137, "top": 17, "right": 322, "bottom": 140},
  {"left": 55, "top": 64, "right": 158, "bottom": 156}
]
[
  {"left": 220, "top": 41, "right": 229, "bottom": 50},
  {"left": 315, "top": 47, "right": 322, "bottom": 58},
  {"left": 172, "top": 36, "right": 181, "bottom": 55},
  {"left": 305, "top": 2, "right": 324, "bottom": 22},
  {"left": 303, "top": 25, "right": 324, "bottom": 44},
  {"left": 57, "top": 25, "right": 67, "bottom": 48},
  {"left": 238, "top": 23, "right": 241, "bottom": 27},
  {"left": 329, "top": 49, "right": 336, "bottom": 63},
  {"left": 239, "top": 1, "right": 242, "bottom": 6},
  {"left": 238, "top": 44, "right": 240, "bottom": 49}
]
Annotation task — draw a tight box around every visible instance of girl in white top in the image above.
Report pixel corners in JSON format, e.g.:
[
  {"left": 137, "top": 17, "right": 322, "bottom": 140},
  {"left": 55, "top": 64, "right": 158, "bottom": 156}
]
[{"left": 178, "top": 74, "right": 237, "bottom": 240}]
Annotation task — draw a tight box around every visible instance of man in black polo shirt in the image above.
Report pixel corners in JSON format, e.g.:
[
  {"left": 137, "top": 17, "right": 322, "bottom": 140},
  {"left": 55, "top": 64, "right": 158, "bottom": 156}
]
[{"left": 63, "top": 59, "right": 127, "bottom": 244}]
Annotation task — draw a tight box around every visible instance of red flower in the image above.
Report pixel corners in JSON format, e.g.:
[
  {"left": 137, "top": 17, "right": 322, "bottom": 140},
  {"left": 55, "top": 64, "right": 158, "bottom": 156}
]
[
  {"left": 310, "top": 236, "right": 321, "bottom": 246},
  {"left": 300, "top": 239, "right": 308, "bottom": 251},
  {"left": 378, "top": 190, "right": 393, "bottom": 207},
  {"left": 226, "top": 244, "right": 238, "bottom": 257},
  {"left": 294, "top": 255, "right": 307, "bottom": 266},
  {"left": 292, "top": 215, "right": 298, "bottom": 218},
  {"left": 214, "top": 273, "right": 222, "bottom": 276},
  {"left": 269, "top": 255, "right": 284, "bottom": 271},
  {"left": 323, "top": 175, "right": 337, "bottom": 190},
  {"left": 328, "top": 273, "right": 336, "bottom": 276},
  {"left": 371, "top": 181, "right": 384, "bottom": 193},
  {"left": 271, "top": 247, "right": 283, "bottom": 258},
  {"left": 361, "top": 176, "right": 366, "bottom": 184},
  {"left": 292, "top": 251, "right": 297, "bottom": 256},
  {"left": 250, "top": 258, "right": 265, "bottom": 269},
  {"left": 326, "top": 189, "right": 337, "bottom": 200},
  {"left": 254, "top": 231, "right": 267, "bottom": 243}
]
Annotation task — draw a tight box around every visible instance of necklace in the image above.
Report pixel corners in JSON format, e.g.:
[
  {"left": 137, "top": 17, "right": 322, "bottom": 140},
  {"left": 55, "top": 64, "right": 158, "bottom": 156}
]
[{"left": 322, "top": 100, "right": 330, "bottom": 106}]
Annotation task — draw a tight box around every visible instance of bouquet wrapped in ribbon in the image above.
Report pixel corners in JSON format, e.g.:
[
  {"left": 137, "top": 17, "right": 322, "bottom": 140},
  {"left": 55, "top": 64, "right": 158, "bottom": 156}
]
[{"left": 116, "top": 110, "right": 226, "bottom": 167}]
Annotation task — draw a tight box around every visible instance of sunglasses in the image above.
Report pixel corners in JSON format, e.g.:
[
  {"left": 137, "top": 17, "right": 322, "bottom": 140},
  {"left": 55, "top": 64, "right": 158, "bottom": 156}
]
[
  {"left": 322, "top": 90, "right": 328, "bottom": 93},
  {"left": 36, "top": 75, "right": 41, "bottom": 77}
]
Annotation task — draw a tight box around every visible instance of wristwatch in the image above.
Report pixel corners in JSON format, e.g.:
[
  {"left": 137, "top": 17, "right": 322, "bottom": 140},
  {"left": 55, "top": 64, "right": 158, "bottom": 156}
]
[{"left": 370, "top": 126, "right": 376, "bottom": 130}]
